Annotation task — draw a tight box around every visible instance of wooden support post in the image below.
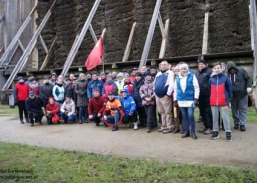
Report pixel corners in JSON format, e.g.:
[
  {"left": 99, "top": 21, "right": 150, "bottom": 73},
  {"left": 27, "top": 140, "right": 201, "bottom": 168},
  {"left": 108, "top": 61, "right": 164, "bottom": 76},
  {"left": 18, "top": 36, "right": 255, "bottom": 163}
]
[
  {"left": 0, "top": 14, "right": 4, "bottom": 24},
  {"left": 139, "top": 0, "right": 163, "bottom": 69},
  {"left": 202, "top": 11, "right": 209, "bottom": 55},
  {"left": 249, "top": 0, "right": 257, "bottom": 109},
  {"left": 17, "top": 39, "right": 25, "bottom": 52},
  {"left": 159, "top": 19, "right": 170, "bottom": 59},
  {"left": 158, "top": 12, "right": 165, "bottom": 38},
  {"left": 39, "top": 35, "right": 48, "bottom": 53},
  {"left": 122, "top": 22, "right": 137, "bottom": 62},
  {"left": 89, "top": 24, "right": 97, "bottom": 44},
  {"left": 40, "top": 36, "right": 57, "bottom": 70}
]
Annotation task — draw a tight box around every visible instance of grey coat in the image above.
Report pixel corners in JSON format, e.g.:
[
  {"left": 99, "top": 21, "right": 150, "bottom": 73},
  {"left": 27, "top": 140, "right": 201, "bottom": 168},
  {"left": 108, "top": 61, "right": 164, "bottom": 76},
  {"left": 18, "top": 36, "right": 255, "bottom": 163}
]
[
  {"left": 75, "top": 80, "right": 88, "bottom": 107},
  {"left": 139, "top": 79, "right": 155, "bottom": 105}
]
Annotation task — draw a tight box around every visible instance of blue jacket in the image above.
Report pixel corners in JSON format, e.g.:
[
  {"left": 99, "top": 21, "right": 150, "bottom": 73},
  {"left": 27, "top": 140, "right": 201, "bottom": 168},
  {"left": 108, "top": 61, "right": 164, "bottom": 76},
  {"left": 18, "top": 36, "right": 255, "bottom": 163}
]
[
  {"left": 176, "top": 73, "right": 194, "bottom": 101},
  {"left": 120, "top": 88, "right": 136, "bottom": 115},
  {"left": 87, "top": 79, "right": 104, "bottom": 99}
]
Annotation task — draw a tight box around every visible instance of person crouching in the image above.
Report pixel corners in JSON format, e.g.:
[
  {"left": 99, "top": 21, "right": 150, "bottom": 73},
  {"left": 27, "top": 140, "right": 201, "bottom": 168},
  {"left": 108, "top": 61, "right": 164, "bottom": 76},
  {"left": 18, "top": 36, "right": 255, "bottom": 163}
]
[
  {"left": 45, "top": 97, "right": 60, "bottom": 124},
  {"left": 25, "top": 91, "right": 44, "bottom": 127},
  {"left": 103, "top": 92, "right": 123, "bottom": 131},
  {"left": 60, "top": 96, "right": 76, "bottom": 123}
]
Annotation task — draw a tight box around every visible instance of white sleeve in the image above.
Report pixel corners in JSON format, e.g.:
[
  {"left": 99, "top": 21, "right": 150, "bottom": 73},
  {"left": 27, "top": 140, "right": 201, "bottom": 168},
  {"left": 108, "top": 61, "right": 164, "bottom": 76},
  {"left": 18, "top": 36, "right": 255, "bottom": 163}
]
[
  {"left": 68, "top": 102, "right": 76, "bottom": 116},
  {"left": 173, "top": 79, "right": 177, "bottom": 101},
  {"left": 60, "top": 102, "right": 65, "bottom": 113},
  {"left": 166, "top": 71, "right": 175, "bottom": 96},
  {"left": 193, "top": 75, "right": 200, "bottom": 99}
]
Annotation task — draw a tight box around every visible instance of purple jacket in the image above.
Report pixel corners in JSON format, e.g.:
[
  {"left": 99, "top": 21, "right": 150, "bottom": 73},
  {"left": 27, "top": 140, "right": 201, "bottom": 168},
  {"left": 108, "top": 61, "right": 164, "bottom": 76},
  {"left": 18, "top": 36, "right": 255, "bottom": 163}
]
[{"left": 139, "top": 79, "right": 155, "bottom": 105}]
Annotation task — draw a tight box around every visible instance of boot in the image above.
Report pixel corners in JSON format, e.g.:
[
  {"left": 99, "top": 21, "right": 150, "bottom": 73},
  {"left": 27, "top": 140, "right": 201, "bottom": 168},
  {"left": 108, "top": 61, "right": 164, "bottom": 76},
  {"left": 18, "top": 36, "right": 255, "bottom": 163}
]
[
  {"left": 134, "top": 122, "right": 138, "bottom": 130},
  {"left": 112, "top": 125, "right": 118, "bottom": 131},
  {"left": 191, "top": 131, "right": 198, "bottom": 140},
  {"left": 25, "top": 118, "right": 30, "bottom": 123},
  {"left": 210, "top": 131, "right": 219, "bottom": 140},
  {"left": 240, "top": 125, "right": 246, "bottom": 132},
  {"left": 226, "top": 132, "right": 232, "bottom": 142},
  {"left": 79, "top": 120, "right": 83, "bottom": 124},
  {"left": 20, "top": 120, "right": 24, "bottom": 124},
  {"left": 173, "top": 128, "right": 180, "bottom": 134},
  {"left": 181, "top": 131, "right": 190, "bottom": 138},
  {"left": 234, "top": 123, "right": 239, "bottom": 129}
]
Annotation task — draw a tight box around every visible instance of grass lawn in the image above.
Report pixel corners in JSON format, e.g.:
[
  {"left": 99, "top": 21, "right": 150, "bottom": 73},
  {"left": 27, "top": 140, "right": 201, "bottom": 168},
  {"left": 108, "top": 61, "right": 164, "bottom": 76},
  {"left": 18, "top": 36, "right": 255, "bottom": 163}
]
[{"left": 0, "top": 142, "right": 257, "bottom": 183}]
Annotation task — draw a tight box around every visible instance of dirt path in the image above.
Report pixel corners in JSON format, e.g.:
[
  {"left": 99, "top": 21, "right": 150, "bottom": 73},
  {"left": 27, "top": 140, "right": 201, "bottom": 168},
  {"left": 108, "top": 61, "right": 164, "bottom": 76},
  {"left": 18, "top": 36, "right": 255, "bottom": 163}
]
[{"left": 0, "top": 116, "right": 256, "bottom": 169}]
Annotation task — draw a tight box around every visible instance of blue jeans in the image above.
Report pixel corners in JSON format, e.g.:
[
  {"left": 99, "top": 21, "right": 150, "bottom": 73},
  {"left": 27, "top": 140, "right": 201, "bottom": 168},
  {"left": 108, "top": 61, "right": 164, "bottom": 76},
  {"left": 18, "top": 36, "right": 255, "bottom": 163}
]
[
  {"left": 78, "top": 106, "right": 88, "bottom": 121},
  {"left": 180, "top": 106, "right": 195, "bottom": 132},
  {"left": 61, "top": 113, "right": 75, "bottom": 122},
  {"left": 106, "top": 110, "right": 120, "bottom": 126}
]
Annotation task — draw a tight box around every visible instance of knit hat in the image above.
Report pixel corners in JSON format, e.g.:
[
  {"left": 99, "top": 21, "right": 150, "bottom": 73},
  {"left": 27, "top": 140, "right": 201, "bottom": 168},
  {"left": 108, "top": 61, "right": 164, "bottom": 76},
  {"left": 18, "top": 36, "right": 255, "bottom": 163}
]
[
  {"left": 145, "top": 71, "right": 151, "bottom": 76},
  {"left": 117, "top": 72, "right": 123, "bottom": 78},
  {"left": 198, "top": 59, "right": 207, "bottom": 65},
  {"left": 132, "top": 67, "right": 138, "bottom": 71},
  {"left": 79, "top": 73, "right": 85, "bottom": 79},
  {"left": 44, "top": 76, "right": 50, "bottom": 80},
  {"left": 106, "top": 73, "right": 112, "bottom": 78},
  {"left": 51, "top": 72, "right": 57, "bottom": 76},
  {"left": 93, "top": 88, "right": 100, "bottom": 93},
  {"left": 135, "top": 72, "right": 142, "bottom": 77},
  {"left": 179, "top": 63, "right": 189, "bottom": 71},
  {"left": 124, "top": 73, "right": 130, "bottom": 78},
  {"left": 175, "top": 65, "right": 180, "bottom": 71},
  {"left": 100, "top": 72, "right": 106, "bottom": 76},
  {"left": 18, "top": 76, "right": 24, "bottom": 81},
  {"left": 108, "top": 91, "right": 115, "bottom": 95},
  {"left": 150, "top": 65, "right": 157, "bottom": 70}
]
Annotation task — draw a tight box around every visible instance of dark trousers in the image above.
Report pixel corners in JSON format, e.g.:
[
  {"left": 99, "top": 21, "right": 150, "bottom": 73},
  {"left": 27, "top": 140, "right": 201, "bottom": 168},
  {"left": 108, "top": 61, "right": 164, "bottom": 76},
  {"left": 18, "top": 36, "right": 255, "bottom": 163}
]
[
  {"left": 199, "top": 95, "right": 213, "bottom": 129},
  {"left": 137, "top": 106, "right": 147, "bottom": 126},
  {"left": 91, "top": 113, "right": 101, "bottom": 124},
  {"left": 28, "top": 112, "right": 43, "bottom": 124},
  {"left": 17, "top": 101, "right": 28, "bottom": 121},
  {"left": 144, "top": 105, "right": 155, "bottom": 129},
  {"left": 78, "top": 106, "right": 88, "bottom": 122},
  {"left": 122, "top": 111, "right": 138, "bottom": 124}
]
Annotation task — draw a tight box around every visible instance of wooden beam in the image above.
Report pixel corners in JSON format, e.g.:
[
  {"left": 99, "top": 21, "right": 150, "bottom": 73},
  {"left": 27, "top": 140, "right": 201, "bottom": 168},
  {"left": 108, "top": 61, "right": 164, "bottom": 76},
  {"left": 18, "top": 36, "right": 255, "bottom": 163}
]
[
  {"left": 89, "top": 24, "right": 97, "bottom": 44},
  {"left": 157, "top": 12, "right": 165, "bottom": 38},
  {"left": 17, "top": 39, "right": 25, "bottom": 52},
  {"left": 122, "top": 22, "right": 137, "bottom": 62},
  {"left": 159, "top": 19, "right": 170, "bottom": 59},
  {"left": 40, "top": 36, "right": 57, "bottom": 70},
  {"left": 249, "top": 0, "right": 257, "bottom": 109},
  {"left": 39, "top": 35, "right": 48, "bottom": 53},
  {"left": 202, "top": 11, "right": 209, "bottom": 55},
  {"left": 0, "top": 14, "right": 4, "bottom": 24}
]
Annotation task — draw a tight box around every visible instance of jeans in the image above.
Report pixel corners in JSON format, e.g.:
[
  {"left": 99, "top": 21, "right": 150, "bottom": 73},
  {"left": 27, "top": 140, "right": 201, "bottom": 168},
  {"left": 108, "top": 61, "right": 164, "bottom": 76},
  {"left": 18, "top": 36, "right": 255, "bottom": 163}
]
[
  {"left": 180, "top": 105, "right": 195, "bottom": 132},
  {"left": 61, "top": 113, "right": 75, "bottom": 122},
  {"left": 211, "top": 106, "right": 231, "bottom": 132},
  {"left": 17, "top": 101, "right": 28, "bottom": 121},
  {"left": 106, "top": 110, "right": 120, "bottom": 126},
  {"left": 199, "top": 95, "right": 213, "bottom": 129},
  {"left": 144, "top": 105, "right": 155, "bottom": 129},
  {"left": 78, "top": 106, "right": 88, "bottom": 121},
  {"left": 231, "top": 95, "right": 248, "bottom": 126}
]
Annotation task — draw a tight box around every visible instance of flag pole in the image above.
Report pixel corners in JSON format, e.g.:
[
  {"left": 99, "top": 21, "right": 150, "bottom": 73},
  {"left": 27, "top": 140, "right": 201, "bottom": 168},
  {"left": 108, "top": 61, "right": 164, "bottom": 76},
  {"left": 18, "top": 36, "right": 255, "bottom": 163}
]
[{"left": 101, "top": 28, "right": 106, "bottom": 73}]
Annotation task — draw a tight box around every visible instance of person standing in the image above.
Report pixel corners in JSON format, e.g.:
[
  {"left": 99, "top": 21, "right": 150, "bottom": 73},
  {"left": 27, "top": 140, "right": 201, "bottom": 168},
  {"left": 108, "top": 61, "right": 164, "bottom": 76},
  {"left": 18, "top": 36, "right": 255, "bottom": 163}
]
[
  {"left": 14, "top": 76, "right": 29, "bottom": 124},
  {"left": 154, "top": 60, "right": 175, "bottom": 133},
  {"left": 25, "top": 91, "right": 44, "bottom": 127},
  {"left": 87, "top": 73, "right": 104, "bottom": 99},
  {"left": 52, "top": 78, "right": 65, "bottom": 107},
  {"left": 227, "top": 61, "right": 252, "bottom": 131},
  {"left": 115, "top": 72, "right": 124, "bottom": 94},
  {"left": 39, "top": 76, "right": 53, "bottom": 107},
  {"left": 88, "top": 89, "right": 107, "bottom": 126},
  {"left": 103, "top": 73, "right": 118, "bottom": 98},
  {"left": 195, "top": 59, "right": 213, "bottom": 134},
  {"left": 139, "top": 71, "right": 156, "bottom": 133},
  {"left": 75, "top": 73, "right": 88, "bottom": 124},
  {"left": 28, "top": 78, "right": 40, "bottom": 96},
  {"left": 174, "top": 63, "right": 200, "bottom": 139},
  {"left": 209, "top": 62, "right": 232, "bottom": 141}
]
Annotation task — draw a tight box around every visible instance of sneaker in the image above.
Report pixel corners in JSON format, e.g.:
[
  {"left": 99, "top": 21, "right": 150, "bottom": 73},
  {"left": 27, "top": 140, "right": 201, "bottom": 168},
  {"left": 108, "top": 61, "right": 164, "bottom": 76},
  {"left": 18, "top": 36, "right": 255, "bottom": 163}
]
[
  {"left": 203, "top": 129, "right": 211, "bottom": 135},
  {"left": 162, "top": 129, "right": 173, "bottom": 134},
  {"left": 234, "top": 124, "right": 239, "bottom": 129},
  {"left": 210, "top": 131, "right": 219, "bottom": 140},
  {"left": 173, "top": 128, "right": 180, "bottom": 134},
  {"left": 20, "top": 120, "right": 24, "bottom": 124},
  {"left": 133, "top": 122, "right": 138, "bottom": 130},
  {"left": 146, "top": 129, "right": 151, "bottom": 133},
  {"left": 158, "top": 128, "right": 165, "bottom": 132},
  {"left": 226, "top": 132, "right": 232, "bottom": 142},
  {"left": 112, "top": 126, "right": 118, "bottom": 131},
  {"left": 181, "top": 131, "right": 190, "bottom": 138},
  {"left": 191, "top": 132, "right": 198, "bottom": 140},
  {"left": 79, "top": 120, "right": 83, "bottom": 124},
  {"left": 198, "top": 128, "right": 207, "bottom": 133},
  {"left": 240, "top": 125, "right": 246, "bottom": 131},
  {"left": 25, "top": 118, "right": 30, "bottom": 123},
  {"left": 180, "top": 128, "right": 184, "bottom": 134},
  {"left": 30, "top": 123, "right": 34, "bottom": 127},
  {"left": 39, "top": 122, "right": 43, "bottom": 125}
]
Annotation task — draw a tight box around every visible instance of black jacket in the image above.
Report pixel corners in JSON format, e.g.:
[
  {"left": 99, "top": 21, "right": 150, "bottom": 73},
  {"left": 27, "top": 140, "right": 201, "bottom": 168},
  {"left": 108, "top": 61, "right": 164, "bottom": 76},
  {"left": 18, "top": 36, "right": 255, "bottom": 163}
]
[
  {"left": 227, "top": 61, "right": 252, "bottom": 98},
  {"left": 195, "top": 67, "right": 212, "bottom": 96},
  {"left": 39, "top": 83, "right": 53, "bottom": 105},
  {"left": 25, "top": 96, "right": 44, "bottom": 115}
]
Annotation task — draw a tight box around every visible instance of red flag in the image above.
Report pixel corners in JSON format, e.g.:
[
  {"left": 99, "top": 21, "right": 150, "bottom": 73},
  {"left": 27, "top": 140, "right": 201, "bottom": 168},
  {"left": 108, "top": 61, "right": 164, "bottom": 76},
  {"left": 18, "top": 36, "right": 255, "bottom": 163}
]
[{"left": 85, "top": 36, "right": 103, "bottom": 70}]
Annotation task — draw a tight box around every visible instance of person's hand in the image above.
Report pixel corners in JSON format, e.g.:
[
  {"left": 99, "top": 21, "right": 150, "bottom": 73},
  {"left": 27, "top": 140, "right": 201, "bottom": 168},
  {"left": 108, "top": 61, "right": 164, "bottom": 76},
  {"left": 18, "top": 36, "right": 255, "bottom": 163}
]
[
  {"left": 129, "top": 111, "right": 133, "bottom": 116},
  {"left": 47, "top": 111, "right": 51, "bottom": 114},
  {"left": 97, "top": 113, "right": 101, "bottom": 117},
  {"left": 174, "top": 101, "right": 178, "bottom": 107},
  {"left": 247, "top": 87, "right": 253, "bottom": 94},
  {"left": 89, "top": 115, "right": 93, "bottom": 119},
  {"left": 104, "top": 115, "right": 107, "bottom": 120},
  {"left": 194, "top": 99, "right": 199, "bottom": 107},
  {"left": 64, "top": 111, "right": 68, "bottom": 116}
]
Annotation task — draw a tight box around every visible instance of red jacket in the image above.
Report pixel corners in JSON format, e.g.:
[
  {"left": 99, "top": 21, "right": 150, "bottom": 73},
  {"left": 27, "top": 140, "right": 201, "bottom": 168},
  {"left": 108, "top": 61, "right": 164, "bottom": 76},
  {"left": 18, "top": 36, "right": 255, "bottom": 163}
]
[
  {"left": 46, "top": 98, "right": 59, "bottom": 115},
  {"left": 88, "top": 96, "right": 107, "bottom": 115},
  {"left": 14, "top": 83, "right": 29, "bottom": 101}
]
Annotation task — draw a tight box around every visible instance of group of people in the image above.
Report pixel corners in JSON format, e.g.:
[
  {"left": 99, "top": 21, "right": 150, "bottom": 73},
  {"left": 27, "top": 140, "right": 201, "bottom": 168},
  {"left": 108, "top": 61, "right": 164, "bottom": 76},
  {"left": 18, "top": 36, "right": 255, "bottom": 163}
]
[{"left": 14, "top": 59, "right": 252, "bottom": 141}]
